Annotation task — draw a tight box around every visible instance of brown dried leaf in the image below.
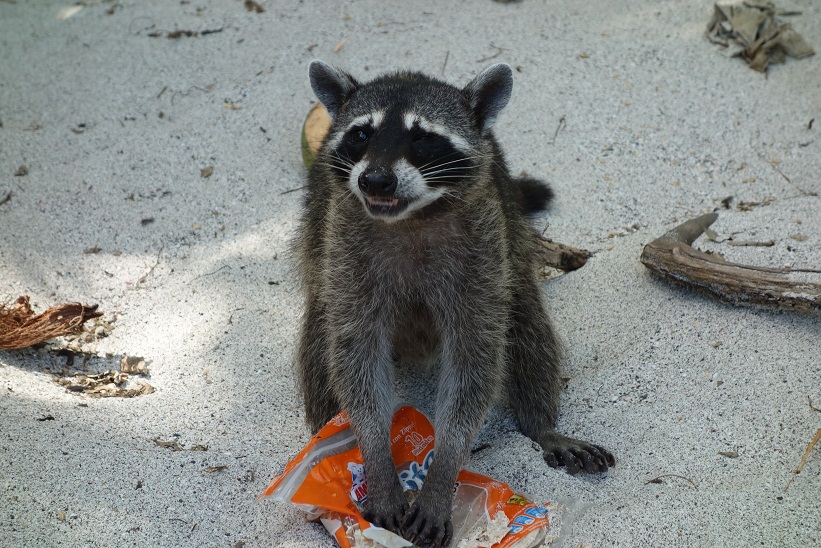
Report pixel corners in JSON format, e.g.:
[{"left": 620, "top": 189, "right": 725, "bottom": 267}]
[
  {"left": 706, "top": 2, "right": 815, "bottom": 73},
  {"left": 205, "top": 465, "right": 228, "bottom": 473},
  {"left": 0, "top": 296, "right": 102, "bottom": 350},
  {"left": 120, "top": 355, "right": 148, "bottom": 375},
  {"left": 244, "top": 0, "right": 264, "bottom": 13},
  {"left": 153, "top": 437, "right": 183, "bottom": 451}
]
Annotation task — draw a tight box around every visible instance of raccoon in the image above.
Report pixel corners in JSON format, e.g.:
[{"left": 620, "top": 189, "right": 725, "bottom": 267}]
[{"left": 294, "top": 61, "right": 614, "bottom": 547}]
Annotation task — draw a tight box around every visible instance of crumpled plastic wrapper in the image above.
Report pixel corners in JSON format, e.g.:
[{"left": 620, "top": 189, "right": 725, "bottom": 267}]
[
  {"left": 706, "top": 1, "right": 814, "bottom": 72},
  {"left": 262, "top": 405, "right": 562, "bottom": 548}
]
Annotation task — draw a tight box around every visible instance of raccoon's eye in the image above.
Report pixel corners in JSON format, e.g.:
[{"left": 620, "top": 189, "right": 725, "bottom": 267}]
[
  {"left": 411, "top": 128, "right": 433, "bottom": 142},
  {"left": 351, "top": 129, "right": 369, "bottom": 143}
]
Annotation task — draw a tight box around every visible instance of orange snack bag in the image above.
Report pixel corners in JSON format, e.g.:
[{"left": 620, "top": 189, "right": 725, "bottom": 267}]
[{"left": 262, "top": 406, "right": 551, "bottom": 547}]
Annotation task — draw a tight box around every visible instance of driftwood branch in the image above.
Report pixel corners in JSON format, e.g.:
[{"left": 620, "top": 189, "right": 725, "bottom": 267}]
[
  {"left": 533, "top": 233, "right": 590, "bottom": 272},
  {"left": 640, "top": 213, "right": 821, "bottom": 313},
  {"left": 0, "top": 296, "right": 102, "bottom": 350}
]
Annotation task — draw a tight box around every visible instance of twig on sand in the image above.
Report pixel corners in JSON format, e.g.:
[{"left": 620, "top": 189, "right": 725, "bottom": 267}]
[
  {"left": 783, "top": 428, "right": 821, "bottom": 492},
  {"left": 645, "top": 474, "right": 699, "bottom": 490},
  {"left": 641, "top": 213, "right": 821, "bottom": 313}
]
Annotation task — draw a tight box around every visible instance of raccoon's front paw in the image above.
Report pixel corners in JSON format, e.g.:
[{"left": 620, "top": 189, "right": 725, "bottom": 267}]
[
  {"left": 361, "top": 486, "right": 409, "bottom": 536},
  {"left": 402, "top": 495, "right": 454, "bottom": 548},
  {"left": 538, "top": 432, "right": 615, "bottom": 474}
]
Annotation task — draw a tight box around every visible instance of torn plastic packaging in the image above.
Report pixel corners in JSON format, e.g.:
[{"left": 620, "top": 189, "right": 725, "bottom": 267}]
[{"left": 261, "top": 405, "right": 555, "bottom": 547}]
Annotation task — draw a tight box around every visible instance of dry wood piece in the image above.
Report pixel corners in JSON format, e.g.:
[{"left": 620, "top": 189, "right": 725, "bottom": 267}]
[
  {"left": 533, "top": 233, "right": 589, "bottom": 272},
  {"left": 784, "top": 428, "right": 821, "bottom": 492},
  {"left": 0, "top": 296, "right": 102, "bottom": 350},
  {"left": 641, "top": 213, "right": 821, "bottom": 313}
]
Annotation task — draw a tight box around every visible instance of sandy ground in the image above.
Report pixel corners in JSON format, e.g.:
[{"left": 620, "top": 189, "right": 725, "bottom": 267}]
[{"left": 1, "top": 1, "right": 819, "bottom": 546}]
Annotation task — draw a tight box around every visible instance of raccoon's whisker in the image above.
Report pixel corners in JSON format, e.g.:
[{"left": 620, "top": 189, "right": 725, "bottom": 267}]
[
  {"left": 419, "top": 154, "right": 491, "bottom": 170},
  {"left": 421, "top": 163, "right": 480, "bottom": 173},
  {"left": 330, "top": 152, "right": 356, "bottom": 168},
  {"left": 315, "top": 162, "right": 353, "bottom": 174},
  {"left": 417, "top": 153, "right": 490, "bottom": 171},
  {"left": 322, "top": 159, "right": 354, "bottom": 170},
  {"left": 422, "top": 166, "right": 477, "bottom": 176},
  {"left": 422, "top": 179, "right": 464, "bottom": 185},
  {"left": 321, "top": 155, "right": 356, "bottom": 171},
  {"left": 439, "top": 190, "right": 468, "bottom": 205},
  {"left": 422, "top": 173, "right": 471, "bottom": 181},
  {"left": 418, "top": 155, "right": 490, "bottom": 174},
  {"left": 416, "top": 151, "right": 466, "bottom": 171}
]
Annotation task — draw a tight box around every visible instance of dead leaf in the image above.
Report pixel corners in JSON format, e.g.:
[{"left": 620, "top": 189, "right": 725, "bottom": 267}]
[
  {"left": 719, "top": 451, "right": 739, "bottom": 458},
  {"left": 56, "top": 510, "right": 66, "bottom": 521},
  {"left": 244, "top": 0, "right": 265, "bottom": 13},
  {"left": 200, "top": 166, "right": 214, "bottom": 178},
  {"left": 0, "top": 296, "right": 102, "bottom": 350},
  {"left": 56, "top": 370, "right": 154, "bottom": 398},
  {"left": 153, "top": 437, "right": 183, "bottom": 451},
  {"left": 790, "top": 233, "right": 808, "bottom": 242},
  {"left": 706, "top": 2, "right": 815, "bottom": 72},
  {"left": 120, "top": 355, "right": 148, "bottom": 375},
  {"left": 333, "top": 39, "right": 347, "bottom": 53},
  {"left": 14, "top": 165, "right": 28, "bottom": 176},
  {"left": 205, "top": 465, "right": 228, "bottom": 473},
  {"left": 167, "top": 30, "right": 197, "bottom": 39},
  {"left": 737, "top": 198, "right": 772, "bottom": 211}
]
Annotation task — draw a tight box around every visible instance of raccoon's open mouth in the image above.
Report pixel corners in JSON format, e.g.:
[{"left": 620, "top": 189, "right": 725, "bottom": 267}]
[{"left": 364, "top": 196, "right": 407, "bottom": 217}]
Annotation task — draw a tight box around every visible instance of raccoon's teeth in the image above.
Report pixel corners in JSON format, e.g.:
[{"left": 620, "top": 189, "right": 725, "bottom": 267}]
[{"left": 366, "top": 197, "right": 399, "bottom": 207}]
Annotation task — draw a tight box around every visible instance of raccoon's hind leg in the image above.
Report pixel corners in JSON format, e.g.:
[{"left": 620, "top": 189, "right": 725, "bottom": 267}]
[
  {"left": 297, "top": 297, "right": 341, "bottom": 433},
  {"left": 506, "top": 287, "right": 615, "bottom": 474}
]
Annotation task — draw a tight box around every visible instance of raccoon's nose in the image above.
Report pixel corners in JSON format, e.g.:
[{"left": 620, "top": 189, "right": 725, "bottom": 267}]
[{"left": 358, "top": 170, "right": 398, "bottom": 197}]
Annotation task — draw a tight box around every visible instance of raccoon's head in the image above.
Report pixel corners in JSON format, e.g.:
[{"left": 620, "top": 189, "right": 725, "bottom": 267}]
[{"left": 309, "top": 60, "right": 513, "bottom": 222}]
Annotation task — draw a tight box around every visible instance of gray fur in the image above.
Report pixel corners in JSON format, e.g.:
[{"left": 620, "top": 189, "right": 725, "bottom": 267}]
[
  {"left": 462, "top": 63, "right": 513, "bottom": 134},
  {"left": 294, "top": 62, "right": 614, "bottom": 547},
  {"left": 308, "top": 60, "right": 358, "bottom": 119}
]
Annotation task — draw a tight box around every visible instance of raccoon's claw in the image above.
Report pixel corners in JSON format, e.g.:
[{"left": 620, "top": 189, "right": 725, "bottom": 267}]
[
  {"left": 402, "top": 502, "right": 453, "bottom": 548},
  {"left": 361, "top": 491, "right": 409, "bottom": 536},
  {"left": 539, "top": 433, "right": 615, "bottom": 474}
]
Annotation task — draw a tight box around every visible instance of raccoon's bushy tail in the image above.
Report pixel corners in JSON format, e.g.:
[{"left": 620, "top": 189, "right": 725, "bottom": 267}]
[{"left": 516, "top": 177, "right": 554, "bottom": 215}]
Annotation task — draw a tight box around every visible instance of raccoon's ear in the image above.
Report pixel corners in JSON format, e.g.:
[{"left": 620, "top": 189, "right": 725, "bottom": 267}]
[
  {"left": 462, "top": 63, "right": 513, "bottom": 135},
  {"left": 309, "top": 60, "right": 358, "bottom": 119}
]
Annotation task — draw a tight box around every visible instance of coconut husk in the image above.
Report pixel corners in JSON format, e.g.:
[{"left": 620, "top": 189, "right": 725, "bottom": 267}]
[
  {"left": 0, "top": 296, "right": 102, "bottom": 350},
  {"left": 301, "top": 103, "right": 332, "bottom": 170}
]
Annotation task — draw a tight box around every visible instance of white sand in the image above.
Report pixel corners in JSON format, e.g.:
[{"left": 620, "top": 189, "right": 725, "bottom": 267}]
[{"left": 1, "top": 1, "right": 819, "bottom": 546}]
